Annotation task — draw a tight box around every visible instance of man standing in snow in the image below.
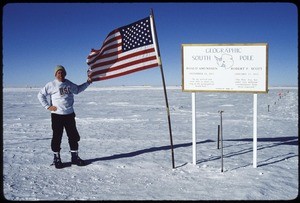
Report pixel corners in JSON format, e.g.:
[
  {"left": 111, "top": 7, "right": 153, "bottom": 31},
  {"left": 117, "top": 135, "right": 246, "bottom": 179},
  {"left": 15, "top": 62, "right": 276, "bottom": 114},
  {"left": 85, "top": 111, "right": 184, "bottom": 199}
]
[{"left": 37, "top": 65, "right": 92, "bottom": 169}]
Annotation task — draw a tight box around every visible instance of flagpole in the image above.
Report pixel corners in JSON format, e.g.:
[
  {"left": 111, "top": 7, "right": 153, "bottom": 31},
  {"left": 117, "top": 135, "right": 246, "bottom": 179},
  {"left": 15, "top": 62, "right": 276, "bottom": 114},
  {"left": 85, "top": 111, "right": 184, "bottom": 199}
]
[{"left": 150, "top": 9, "right": 175, "bottom": 169}]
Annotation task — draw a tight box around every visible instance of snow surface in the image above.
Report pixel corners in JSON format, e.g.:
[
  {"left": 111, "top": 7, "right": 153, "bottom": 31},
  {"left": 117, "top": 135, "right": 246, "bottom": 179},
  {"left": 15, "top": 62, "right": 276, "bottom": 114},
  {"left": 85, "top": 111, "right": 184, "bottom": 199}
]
[{"left": 2, "top": 86, "right": 298, "bottom": 200}]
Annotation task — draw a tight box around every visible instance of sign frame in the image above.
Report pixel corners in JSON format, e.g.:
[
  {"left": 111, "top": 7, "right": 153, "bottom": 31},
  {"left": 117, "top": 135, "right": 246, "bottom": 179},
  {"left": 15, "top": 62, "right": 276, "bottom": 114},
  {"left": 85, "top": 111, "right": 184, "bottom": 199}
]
[{"left": 182, "top": 43, "right": 268, "bottom": 93}]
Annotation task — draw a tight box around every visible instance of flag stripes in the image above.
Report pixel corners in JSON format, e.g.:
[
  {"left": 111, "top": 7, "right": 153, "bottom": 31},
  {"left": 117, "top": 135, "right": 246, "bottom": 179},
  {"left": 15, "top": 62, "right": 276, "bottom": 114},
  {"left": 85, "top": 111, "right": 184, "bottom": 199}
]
[{"left": 87, "top": 16, "right": 159, "bottom": 81}]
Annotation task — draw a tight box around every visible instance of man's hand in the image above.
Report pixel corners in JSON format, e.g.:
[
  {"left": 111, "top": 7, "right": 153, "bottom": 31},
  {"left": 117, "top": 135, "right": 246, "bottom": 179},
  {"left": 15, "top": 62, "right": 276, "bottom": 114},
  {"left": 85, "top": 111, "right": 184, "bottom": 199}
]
[
  {"left": 47, "top": 106, "right": 57, "bottom": 111},
  {"left": 87, "top": 77, "right": 93, "bottom": 84}
]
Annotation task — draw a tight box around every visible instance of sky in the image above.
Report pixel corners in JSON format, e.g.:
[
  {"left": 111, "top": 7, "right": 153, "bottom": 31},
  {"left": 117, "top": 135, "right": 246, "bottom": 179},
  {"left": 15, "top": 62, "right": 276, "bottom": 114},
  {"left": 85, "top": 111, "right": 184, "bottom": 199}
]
[{"left": 2, "top": 2, "right": 298, "bottom": 87}]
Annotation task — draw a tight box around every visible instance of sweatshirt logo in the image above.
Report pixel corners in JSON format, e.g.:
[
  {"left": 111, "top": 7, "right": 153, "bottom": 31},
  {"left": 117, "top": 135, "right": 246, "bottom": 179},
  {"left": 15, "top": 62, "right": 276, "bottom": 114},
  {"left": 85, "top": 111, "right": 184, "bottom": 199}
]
[{"left": 59, "top": 86, "right": 71, "bottom": 96}]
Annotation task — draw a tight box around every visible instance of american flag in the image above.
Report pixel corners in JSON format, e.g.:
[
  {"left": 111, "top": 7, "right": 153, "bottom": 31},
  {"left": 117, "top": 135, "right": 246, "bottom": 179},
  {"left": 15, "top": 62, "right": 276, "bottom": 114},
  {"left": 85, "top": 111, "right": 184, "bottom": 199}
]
[{"left": 87, "top": 16, "right": 160, "bottom": 81}]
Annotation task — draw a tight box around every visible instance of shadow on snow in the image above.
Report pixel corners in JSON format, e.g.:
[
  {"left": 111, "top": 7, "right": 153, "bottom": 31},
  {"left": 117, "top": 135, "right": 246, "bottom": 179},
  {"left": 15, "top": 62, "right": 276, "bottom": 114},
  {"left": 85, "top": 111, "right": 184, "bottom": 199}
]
[
  {"left": 85, "top": 139, "right": 214, "bottom": 165},
  {"left": 198, "top": 135, "right": 298, "bottom": 168},
  {"left": 84, "top": 136, "right": 297, "bottom": 168},
  {"left": 225, "top": 136, "right": 298, "bottom": 146}
]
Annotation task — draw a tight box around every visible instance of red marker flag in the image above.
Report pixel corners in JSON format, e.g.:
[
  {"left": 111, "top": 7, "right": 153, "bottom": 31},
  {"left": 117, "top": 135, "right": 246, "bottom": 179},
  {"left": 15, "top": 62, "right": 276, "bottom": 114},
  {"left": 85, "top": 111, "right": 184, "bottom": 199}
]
[{"left": 87, "top": 16, "right": 160, "bottom": 81}]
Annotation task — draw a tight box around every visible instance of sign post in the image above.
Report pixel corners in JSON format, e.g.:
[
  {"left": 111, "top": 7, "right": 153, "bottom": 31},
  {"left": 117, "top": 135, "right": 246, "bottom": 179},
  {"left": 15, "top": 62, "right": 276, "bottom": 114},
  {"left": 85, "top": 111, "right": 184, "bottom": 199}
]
[
  {"left": 192, "top": 92, "right": 196, "bottom": 165},
  {"left": 218, "top": 110, "right": 224, "bottom": 172},
  {"left": 182, "top": 43, "right": 268, "bottom": 168},
  {"left": 253, "top": 94, "right": 258, "bottom": 168}
]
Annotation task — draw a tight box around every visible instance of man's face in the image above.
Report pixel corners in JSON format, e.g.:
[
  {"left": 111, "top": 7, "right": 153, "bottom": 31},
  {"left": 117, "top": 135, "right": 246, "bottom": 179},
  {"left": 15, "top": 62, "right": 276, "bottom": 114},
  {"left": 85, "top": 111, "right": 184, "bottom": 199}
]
[{"left": 56, "top": 70, "right": 66, "bottom": 82}]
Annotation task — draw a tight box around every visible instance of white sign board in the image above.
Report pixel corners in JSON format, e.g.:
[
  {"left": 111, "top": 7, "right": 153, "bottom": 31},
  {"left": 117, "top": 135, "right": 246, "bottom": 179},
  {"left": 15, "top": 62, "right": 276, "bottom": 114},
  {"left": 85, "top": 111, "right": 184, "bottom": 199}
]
[{"left": 182, "top": 44, "right": 268, "bottom": 93}]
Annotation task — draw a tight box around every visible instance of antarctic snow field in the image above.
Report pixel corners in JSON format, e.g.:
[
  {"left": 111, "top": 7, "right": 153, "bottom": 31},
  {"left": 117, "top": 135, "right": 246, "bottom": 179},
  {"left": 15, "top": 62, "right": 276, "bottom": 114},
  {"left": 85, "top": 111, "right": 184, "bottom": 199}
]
[{"left": 2, "top": 86, "right": 298, "bottom": 200}]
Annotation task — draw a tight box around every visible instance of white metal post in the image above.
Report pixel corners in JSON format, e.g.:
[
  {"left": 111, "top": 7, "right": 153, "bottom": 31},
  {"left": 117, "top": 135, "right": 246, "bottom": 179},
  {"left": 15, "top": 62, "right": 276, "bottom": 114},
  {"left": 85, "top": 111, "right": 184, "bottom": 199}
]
[
  {"left": 253, "top": 94, "right": 258, "bottom": 168},
  {"left": 192, "top": 92, "right": 196, "bottom": 165},
  {"left": 218, "top": 110, "right": 224, "bottom": 172}
]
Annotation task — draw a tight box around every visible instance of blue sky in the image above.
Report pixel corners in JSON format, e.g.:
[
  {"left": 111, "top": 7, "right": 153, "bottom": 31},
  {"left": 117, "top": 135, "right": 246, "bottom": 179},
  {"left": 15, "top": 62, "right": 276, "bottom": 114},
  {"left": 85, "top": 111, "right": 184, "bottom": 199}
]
[{"left": 3, "top": 3, "right": 298, "bottom": 87}]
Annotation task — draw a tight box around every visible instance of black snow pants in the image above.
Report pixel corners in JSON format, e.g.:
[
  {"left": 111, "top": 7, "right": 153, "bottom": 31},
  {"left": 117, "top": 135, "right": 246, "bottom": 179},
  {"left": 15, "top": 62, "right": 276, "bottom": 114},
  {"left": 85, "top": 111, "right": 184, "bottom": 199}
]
[{"left": 51, "top": 112, "right": 80, "bottom": 152}]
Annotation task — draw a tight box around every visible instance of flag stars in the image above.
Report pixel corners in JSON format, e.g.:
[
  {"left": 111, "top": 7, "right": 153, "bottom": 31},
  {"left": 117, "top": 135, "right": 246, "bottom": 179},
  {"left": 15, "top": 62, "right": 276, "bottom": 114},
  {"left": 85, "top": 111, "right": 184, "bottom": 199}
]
[{"left": 120, "top": 18, "right": 154, "bottom": 51}]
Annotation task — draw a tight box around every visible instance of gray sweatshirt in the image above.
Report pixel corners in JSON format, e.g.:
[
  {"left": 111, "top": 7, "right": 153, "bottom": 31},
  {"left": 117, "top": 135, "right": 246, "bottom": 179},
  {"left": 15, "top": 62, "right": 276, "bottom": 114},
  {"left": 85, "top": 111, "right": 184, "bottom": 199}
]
[{"left": 37, "top": 79, "right": 90, "bottom": 115}]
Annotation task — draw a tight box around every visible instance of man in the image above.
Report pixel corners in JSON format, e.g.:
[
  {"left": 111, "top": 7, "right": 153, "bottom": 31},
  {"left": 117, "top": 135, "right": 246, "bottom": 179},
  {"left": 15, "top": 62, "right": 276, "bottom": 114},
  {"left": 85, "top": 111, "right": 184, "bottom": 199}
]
[{"left": 37, "top": 65, "right": 92, "bottom": 169}]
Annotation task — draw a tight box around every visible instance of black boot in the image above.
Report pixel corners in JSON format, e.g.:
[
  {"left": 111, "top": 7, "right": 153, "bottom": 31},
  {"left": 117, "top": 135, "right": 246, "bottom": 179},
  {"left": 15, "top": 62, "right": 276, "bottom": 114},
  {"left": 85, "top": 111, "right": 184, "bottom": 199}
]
[
  {"left": 71, "top": 151, "right": 86, "bottom": 166},
  {"left": 52, "top": 153, "right": 63, "bottom": 169}
]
